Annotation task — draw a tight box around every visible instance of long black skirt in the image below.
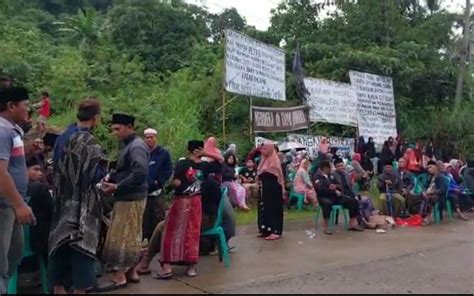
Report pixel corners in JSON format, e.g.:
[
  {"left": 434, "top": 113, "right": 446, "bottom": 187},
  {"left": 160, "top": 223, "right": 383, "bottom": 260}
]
[{"left": 258, "top": 172, "right": 284, "bottom": 236}]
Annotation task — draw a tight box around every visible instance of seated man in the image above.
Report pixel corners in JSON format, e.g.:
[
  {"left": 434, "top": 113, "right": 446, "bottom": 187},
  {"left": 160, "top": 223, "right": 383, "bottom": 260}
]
[
  {"left": 378, "top": 161, "right": 406, "bottom": 218},
  {"left": 239, "top": 158, "right": 259, "bottom": 202},
  {"left": 398, "top": 158, "right": 416, "bottom": 213},
  {"left": 313, "top": 160, "right": 363, "bottom": 235},
  {"left": 333, "top": 158, "right": 355, "bottom": 198},
  {"left": 437, "top": 160, "right": 470, "bottom": 221},
  {"left": 416, "top": 160, "right": 446, "bottom": 225}
]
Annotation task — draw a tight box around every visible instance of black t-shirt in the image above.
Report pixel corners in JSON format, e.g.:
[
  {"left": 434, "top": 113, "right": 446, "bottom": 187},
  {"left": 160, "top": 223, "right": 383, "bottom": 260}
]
[
  {"left": 27, "top": 182, "right": 53, "bottom": 254},
  {"left": 239, "top": 167, "right": 257, "bottom": 183},
  {"left": 173, "top": 159, "right": 207, "bottom": 196}
]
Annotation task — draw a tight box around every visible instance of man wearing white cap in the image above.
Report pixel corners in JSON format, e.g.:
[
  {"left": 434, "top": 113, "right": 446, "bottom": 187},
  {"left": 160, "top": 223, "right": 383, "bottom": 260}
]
[{"left": 142, "top": 128, "right": 172, "bottom": 241}]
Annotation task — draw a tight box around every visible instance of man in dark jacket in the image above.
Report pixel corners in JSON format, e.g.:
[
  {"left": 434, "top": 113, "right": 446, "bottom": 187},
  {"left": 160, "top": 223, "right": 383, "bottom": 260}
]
[
  {"left": 313, "top": 160, "right": 363, "bottom": 235},
  {"left": 377, "top": 161, "right": 406, "bottom": 218},
  {"left": 142, "top": 128, "right": 172, "bottom": 240},
  {"left": 99, "top": 113, "right": 150, "bottom": 291}
]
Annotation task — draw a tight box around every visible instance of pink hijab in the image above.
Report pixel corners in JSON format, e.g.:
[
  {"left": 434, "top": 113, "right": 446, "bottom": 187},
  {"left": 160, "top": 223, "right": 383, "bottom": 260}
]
[
  {"left": 353, "top": 153, "right": 362, "bottom": 162},
  {"left": 204, "top": 137, "right": 222, "bottom": 156},
  {"left": 257, "top": 142, "right": 285, "bottom": 188}
]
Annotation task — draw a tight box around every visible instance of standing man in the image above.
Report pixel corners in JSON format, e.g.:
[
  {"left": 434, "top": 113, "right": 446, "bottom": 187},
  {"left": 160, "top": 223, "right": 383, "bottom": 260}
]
[
  {"left": 142, "top": 128, "right": 172, "bottom": 241},
  {"left": 99, "top": 113, "right": 149, "bottom": 292},
  {"left": 0, "top": 87, "right": 35, "bottom": 294},
  {"left": 48, "top": 99, "right": 106, "bottom": 294}
]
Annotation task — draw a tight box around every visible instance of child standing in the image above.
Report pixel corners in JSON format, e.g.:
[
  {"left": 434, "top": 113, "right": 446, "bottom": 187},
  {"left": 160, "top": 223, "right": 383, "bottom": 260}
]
[{"left": 35, "top": 91, "right": 50, "bottom": 133}]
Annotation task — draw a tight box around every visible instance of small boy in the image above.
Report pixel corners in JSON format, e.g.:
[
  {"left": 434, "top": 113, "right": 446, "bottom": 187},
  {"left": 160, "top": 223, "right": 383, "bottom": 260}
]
[{"left": 26, "top": 156, "right": 53, "bottom": 259}]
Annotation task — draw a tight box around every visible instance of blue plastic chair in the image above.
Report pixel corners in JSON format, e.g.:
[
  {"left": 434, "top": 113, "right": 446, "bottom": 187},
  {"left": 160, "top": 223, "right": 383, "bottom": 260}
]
[
  {"left": 315, "top": 205, "right": 349, "bottom": 232},
  {"left": 201, "top": 187, "right": 230, "bottom": 268},
  {"left": 8, "top": 225, "right": 48, "bottom": 294},
  {"left": 433, "top": 176, "right": 454, "bottom": 224}
]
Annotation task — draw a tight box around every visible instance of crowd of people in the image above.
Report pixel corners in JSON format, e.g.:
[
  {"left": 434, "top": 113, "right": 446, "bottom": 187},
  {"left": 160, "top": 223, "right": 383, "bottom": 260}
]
[{"left": 1, "top": 85, "right": 474, "bottom": 294}]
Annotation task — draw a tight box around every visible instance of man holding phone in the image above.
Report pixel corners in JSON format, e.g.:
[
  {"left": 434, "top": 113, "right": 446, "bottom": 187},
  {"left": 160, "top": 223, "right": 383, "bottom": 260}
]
[{"left": 0, "top": 87, "right": 35, "bottom": 294}]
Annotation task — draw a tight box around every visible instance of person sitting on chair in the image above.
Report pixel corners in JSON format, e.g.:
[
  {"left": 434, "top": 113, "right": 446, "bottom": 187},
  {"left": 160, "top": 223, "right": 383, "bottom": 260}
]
[
  {"left": 437, "top": 160, "right": 470, "bottom": 221},
  {"left": 417, "top": 161, "right": 446, "bottom": 226},
  {"left": 397, "top": 158, "right": 416, "bottom": 214},
  {"left": 294, "top": 159, "right": 318, "bottom": 208},
  {"left": 377, "top": 161, "right": 406, "bottom": 218},
  {"left": 313, "top": 160, "right": 363, "bottom": 235}
]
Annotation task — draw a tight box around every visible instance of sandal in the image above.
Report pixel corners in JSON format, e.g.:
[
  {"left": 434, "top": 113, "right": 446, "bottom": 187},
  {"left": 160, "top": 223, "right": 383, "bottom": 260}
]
[
  {"left": 151, "top": 271, "right": 173, "bottom": 280},
  {"left": 187, "top": 268, "right": 198, "bottom": 277},
  {"left": 348, "top": 226, "right": 364, "bottom": 232},
  {"left": 324, "top": 229, "right": 333, "bottom": 235},
  {"left": 93, "top": 280, "right": 127, "bottom": 293}
]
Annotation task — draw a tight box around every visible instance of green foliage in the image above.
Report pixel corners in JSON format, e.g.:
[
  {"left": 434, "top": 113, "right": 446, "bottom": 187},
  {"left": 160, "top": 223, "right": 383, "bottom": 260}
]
[{"left": 0, "top": 0, "right": 472, "bottom": 160}]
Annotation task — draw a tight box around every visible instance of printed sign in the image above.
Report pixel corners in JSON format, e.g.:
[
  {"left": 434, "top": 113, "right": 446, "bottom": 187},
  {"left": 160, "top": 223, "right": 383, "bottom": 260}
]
[
  {"left": 357, "top": 115, "right": 397, "bottom": 149},
  {"left": 225, "top": 30, "right": 286, "bottom": 101},
  {"left": 254, "top": 136, "right": 278, "bottom": 148},
  {"left": 305, "top": 78, "right": 358, "bottom": 127},
  {"left": 287, "top": 134, "right": 355, "bottom": 158},
  {"left": 252, "top": 106, "right": 309, "bottom": 133}
]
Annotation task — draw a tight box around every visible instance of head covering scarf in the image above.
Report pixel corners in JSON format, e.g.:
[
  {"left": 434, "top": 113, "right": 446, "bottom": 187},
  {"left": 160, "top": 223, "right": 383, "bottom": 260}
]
[
  {"left": 258, "top": 142, "right": 285, "bottom": 188},
  {"left": 204, "top": 137, "right": 222, "bottom": 157},
  {"left": 353, "top": 153, "right": 362, "bottom": 162}
]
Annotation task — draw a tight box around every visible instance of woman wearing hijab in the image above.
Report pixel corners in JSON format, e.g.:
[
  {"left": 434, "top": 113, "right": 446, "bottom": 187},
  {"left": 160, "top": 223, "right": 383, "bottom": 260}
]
[
  {"left": 356, "top": 136, "right": 366, "bottom": 155},
  {"left": 352, "top": 153, "right": 370, "bottom": 189},
  {"left": 257, "top": 142, "right": 285, "bottom": 241},
  {"left": 319, "top": 137, "right": 330, "bottom": 157},
  {"left": 380, "top": 141, "right": 395, "bottom": 174},
  {"left": 222, "top": 153, "right": 250, "bottom": 212},
  {"left": 158, "top": 139, "right": 223, "bottom": 279},
  {"left": 294, "top": 159, "right": 318, "bottom": 208},
  {"left": 364, "top": 137, "right": 377, "bottom": 173},
  {"left": 404, "top": 148, "right": 421, "bottom": 174}
]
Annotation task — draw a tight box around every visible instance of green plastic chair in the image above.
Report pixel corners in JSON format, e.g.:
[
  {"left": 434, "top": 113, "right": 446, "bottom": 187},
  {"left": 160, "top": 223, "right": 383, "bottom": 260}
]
[
  {"left": 8, "top": 225, "right": 48, "bottom": 294},
  {"left": 287, "top": 171, "right": 305, "bottom": 211},
  {"left": 433, "top": 176, "right": 454, "bottom": 224},
  {"left": 201, "top": 187, "right": 230, "bottom": 268},
  {"left": 392, "top": 161, "right": 398, "bottom": 172},
  {"left": 315, "top": 205, "right": 349, "bottom": 232},
  {"left": 414, "top": 173, "right": 428, "bottom": 194}
]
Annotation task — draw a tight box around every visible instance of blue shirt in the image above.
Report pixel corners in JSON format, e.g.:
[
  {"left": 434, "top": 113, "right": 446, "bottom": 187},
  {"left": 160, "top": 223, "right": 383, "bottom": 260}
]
[
  {"left": 147, "top": 146, "right": 172, "bottom": 193},
  {"left": 0, "top": 116, "right": 28, "bottom": 208}
]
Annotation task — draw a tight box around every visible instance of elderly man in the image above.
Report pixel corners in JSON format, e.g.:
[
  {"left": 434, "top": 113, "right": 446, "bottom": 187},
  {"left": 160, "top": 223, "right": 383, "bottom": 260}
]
[
  {"left": 142, "top": 128, "right": 172, "bottom": 241},
  {"left": 397, "top": 158, "right": 415, "bottom": 214},
  {"left": 98, "top": 113, "right": 150, "bottom": 291},
  {"left": 378, "top": 161, "right": 406, "bottom": 218}
]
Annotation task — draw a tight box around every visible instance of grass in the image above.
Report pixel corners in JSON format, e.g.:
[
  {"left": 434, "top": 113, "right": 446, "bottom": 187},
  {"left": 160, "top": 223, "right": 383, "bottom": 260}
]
[{"left": 235, "top": 180, "right": 382, "bottom": 226}]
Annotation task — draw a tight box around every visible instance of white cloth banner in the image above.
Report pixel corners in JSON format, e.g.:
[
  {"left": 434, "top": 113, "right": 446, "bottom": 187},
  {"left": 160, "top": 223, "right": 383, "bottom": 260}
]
[
  {"left": 349, "top": 70, "right": 397, "bottom": 146},
  {"left": 357, "top": 115, "right": 397, "bottom": 149},
  {"left": 287, "top": 134, "right": 355, "bottom": 158},
  {"left": 305, "top": 78, "right": 358, "bottom": 127},
  {"left": 225, "top": 29, "right": 286, "bottom": 101},
  {"left": 254, "top": 136, "right": 278, "bottom": 148}
]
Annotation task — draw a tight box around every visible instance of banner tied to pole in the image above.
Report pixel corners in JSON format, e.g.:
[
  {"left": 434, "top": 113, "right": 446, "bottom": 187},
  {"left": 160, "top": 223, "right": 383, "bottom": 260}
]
[
  {"left": 225, "top": 29, "right": 286, "bottom": 101},
  {"left": 252, "top": 106, "right": 309, "bottom": 133}
]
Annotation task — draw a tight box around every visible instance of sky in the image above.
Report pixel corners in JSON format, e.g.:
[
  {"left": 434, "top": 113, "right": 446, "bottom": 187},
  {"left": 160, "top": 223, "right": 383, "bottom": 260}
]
[{"left": 185, "top": 0, "right": 469, "bottom": 31}]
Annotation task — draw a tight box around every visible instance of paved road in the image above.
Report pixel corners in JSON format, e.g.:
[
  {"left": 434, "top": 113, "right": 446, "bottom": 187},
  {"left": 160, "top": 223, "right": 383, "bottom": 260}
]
[{"left": 104, "top": 213, "right": 474, "bottom": 294}]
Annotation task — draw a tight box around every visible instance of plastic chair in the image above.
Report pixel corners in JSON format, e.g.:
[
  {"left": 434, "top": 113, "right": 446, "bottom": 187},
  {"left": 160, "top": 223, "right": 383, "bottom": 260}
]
[
  {"left": 414, "top": 173, "right": 428, "bottom": 194},
  {"left": 8, "top": 225, "right": 48, "bottom": 294},
  {"left": 201, "top": 187, "right": 230, "bottom": 268},
  {"left": 433, "top": 176, "right": 454, "bottom": 224},
  {"left": 315, "top": 205, "right": 349, "bottom": 232},
  {"left": 287, "top": 172, "right": 305, "bottom": 211}
]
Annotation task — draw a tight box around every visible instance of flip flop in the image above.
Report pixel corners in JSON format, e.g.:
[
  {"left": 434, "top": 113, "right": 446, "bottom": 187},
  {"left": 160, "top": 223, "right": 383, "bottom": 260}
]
[
  {"left": 348, "top": 227, "right": 364, "bottom": 232},
  {"left": 151, "top": 271, "right": 173, "bottom": 280},
  {"left": 92, "top": 280, "right": 127, "bottom": 293}
]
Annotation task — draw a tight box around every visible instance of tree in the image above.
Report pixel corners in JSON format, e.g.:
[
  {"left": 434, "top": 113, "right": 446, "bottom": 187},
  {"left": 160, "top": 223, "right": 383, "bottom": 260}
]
[
  {"left": 54, "top": 8, "right": 101, "bottom": 45},
  {"left": 209, "top": 8, "right": 246, "bottom": 43},
  {"left": 107, "top": 0, "right": 208, "bottom": 72}
]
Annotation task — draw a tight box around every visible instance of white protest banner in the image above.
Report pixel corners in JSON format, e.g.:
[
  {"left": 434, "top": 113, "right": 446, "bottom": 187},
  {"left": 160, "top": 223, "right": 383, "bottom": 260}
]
[
  {"left": 357, "top": 115, "right": 397, "bottom": 149},
  {"left": 349, "top": 70, "right": 398, "bottom": 147},
  {"left": 349, "top": 70, "right": 396, "bottom": 118},
  {"left": 225, "top": 29, "right": 286, "bottom": 101},
  {"left": 287, "top": 134, "right": 355, "bottom": 158},
  {"left": 304, "top": 78, "right": 358, "bottom": 127},
  {"left": 255, "top": 136, "right": 278, "bottom": 148}
]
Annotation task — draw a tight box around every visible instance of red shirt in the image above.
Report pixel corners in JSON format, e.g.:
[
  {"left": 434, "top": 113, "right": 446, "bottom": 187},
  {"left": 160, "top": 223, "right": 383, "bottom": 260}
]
[{"left": 39, "top": 97, "right": 50, "bottom": 117}]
